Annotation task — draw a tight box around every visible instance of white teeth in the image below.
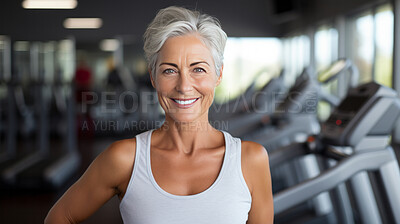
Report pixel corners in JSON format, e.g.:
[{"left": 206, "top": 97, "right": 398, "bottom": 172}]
[{"left": 173, "top": 98, "right": 197, "bottom": 105}]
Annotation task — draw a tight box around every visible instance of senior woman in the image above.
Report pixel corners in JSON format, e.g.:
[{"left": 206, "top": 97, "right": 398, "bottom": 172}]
[{"left": 45, "top": 6, "right": 273, "bottom": 224}]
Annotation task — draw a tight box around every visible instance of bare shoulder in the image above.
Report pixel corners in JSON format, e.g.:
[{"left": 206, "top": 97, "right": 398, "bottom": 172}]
[
  {"left": 88, "top": 137, "right": 137, "bottom": 188},
  {"left": 101, "top": 138, "right": 137, "bottom": 163},
  {"left": 241, "top": 141, "right": 270, "bottom": 194},
  {"left": 241, "top": 140, "right": 269, "bottom": 163},
  {"left": 241, "top": 141, "right": 274, "bottom": 223},
  {"left": 44, "top": 138, "right": 138, "bottom": 224}
]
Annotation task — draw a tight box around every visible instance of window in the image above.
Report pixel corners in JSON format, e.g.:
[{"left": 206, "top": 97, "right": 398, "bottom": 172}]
[
  {"left": 374, "top": 4, "right": 393, "bottom": 87},
  {"left": 215, "top": 38, "right": 283, "bottom": 103},
  {"left": 350, "top": 12, "right": 375, "bottom": 84},
  {"left": 315, "top": 26, "right": 338, "bottom": 71},
  {"left": 57, "top": 39, "right": 75, "bottom": 82},
  {"left": 315, "top": 25, "right": 339, "bottom": 121},
  {"left": 281, "top": 35, "right": 310, "bottom": 87},
  {"left": 348, "top": 4, "right": 393, "bottom": 87}
]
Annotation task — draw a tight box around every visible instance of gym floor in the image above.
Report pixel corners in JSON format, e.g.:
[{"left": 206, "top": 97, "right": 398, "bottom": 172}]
[{"left": 0, "top": 137, "right": 125, "bottom": 224}]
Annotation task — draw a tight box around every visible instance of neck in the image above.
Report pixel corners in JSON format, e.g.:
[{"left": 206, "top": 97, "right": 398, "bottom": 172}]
[{"left": 155, "top": 115, "right": 221, "bottom": 155}]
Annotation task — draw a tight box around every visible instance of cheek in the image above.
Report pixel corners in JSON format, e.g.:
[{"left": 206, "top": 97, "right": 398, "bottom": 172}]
[
  {"left": 197, "top": 79, "right": 217, "bottom": 100},
  {"left": 155, "top": 78, "right": 174, "bottom": 93},
  {"left": 154, "top": 80, "right": 172, "bottom": 106}
]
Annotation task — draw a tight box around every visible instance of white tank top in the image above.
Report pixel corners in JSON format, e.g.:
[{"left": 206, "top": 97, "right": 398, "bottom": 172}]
[{"left": 119, "top": 129, "right": 252, "bottom": 224}]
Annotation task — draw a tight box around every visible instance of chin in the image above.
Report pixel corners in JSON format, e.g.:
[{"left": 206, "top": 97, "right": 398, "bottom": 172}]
[
  {"left": 167, "top": 112, "right": 204, "bottom": 124},
  {"left": 171, "top": 116, "right": 198, "bottom": 123}
]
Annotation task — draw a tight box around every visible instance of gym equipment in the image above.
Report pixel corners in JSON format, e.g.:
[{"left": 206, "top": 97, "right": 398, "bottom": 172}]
[
  {"left": 1, "top": 39, "right": 80, "bottom": 190},
  {"left": 209, "top": 69, "right": 285, "bottom": 126},
  {"left": 13, "top": 44, "right": 36, "bottom": 138},
  {"left": 86, "top": 36, "right": 163, "bottom": 137},
  {"left": 317, "top": 59, "right": 359, "bottom": 105},
  {"left": 89, "top": 73, "right": 158, "bottom": 136},
  {"left": 272, "top": 82, "right": 400, "bottom": 224},
  {"left": 240, "top": 67, "right": 320, "bottom": 146},
  {"left": 242, "top": 59, "right": 359, "bottom": 151},
  {"left": 210, "top": 71, "right": 286, "bottom": 135},
  {"left": 210, "top": 73, "right": 264, "bottom": 120},
  {"left": 0, "top": 35, "right": 15, "bottom": 164},
  {"left": 228, "top": 60, "right": 359, "bottom": 224},
  {"left": 210, "top": 66, "right": 319, "bottom": 147},
  {"left": 0, "top": 41, "right": 44, "bottom": 188},
  {"left": 0, "top": 40, "right": 41, "bottom": 191}
]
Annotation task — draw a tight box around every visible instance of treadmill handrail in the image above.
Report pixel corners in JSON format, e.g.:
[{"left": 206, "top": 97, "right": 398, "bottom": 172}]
[
  {"left": 269, "top": 142, "right": 308, "bottom": 167},
  {"left": 273, "top": 148, "right": 393, "bottom": 214}
]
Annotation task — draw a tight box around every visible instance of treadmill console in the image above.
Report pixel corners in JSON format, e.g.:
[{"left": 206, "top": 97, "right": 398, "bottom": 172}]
[
  {"left": 318, "top": 59, "right": 347, "bottom": 84},
  {"left": 276, "top": 69, "right": 319, "bottom": 115},
  {"left": 321, "top": 82, "right": 400, "bottom": 146}
]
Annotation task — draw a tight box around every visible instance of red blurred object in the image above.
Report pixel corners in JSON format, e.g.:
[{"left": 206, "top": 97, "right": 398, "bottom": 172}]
[{"left": 75, "top": 64, "right": 92, "bottom": 103}]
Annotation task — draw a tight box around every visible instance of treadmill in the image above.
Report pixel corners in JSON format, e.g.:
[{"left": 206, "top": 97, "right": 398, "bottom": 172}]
[
  {"left": 0, "top": 41, "right": 33, "bottom": 190},
  {"left": 1, "top": 40, "right": 80, "bottom": 190},
  {"left": 209, "top": 69, "right": 281, "bottom": 122},
  {"left": 271, "top": 82, "right": 400, "bottom": 224},
  {"left": 242, "top": 59, "right": 359, "bottom": 151},
  {"left": 210, "top": 71, "right": 286, "bottom": 136},
  {"left": 0, "top": 36, "right": 15, "bottom": 164},
  {"left": 241, "top": 67, "right": 321, "bottom": 148}
]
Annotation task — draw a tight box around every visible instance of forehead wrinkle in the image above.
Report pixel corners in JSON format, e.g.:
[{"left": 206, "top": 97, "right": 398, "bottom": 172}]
[{"left": 157, "top": 35, "right": 215, "bottom": 69}]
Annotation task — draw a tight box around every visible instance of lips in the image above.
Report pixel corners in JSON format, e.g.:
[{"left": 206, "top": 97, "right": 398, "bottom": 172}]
[{"left": 170, "top": 97, "right": 200, "bottom": 108}]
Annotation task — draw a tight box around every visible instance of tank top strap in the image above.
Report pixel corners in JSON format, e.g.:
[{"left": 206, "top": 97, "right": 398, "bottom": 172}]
[
  {"left": 221, "top": 131, "right": 251, "bottom": 199},
  {"left": 134, "top": 130, "right": 150, "bottom": 158},
  {"left": 221, "top": 130, "right": 242, "bottom": 161},
  {"left": 120, "top": 130, "right": 151, "bottom": 207}
]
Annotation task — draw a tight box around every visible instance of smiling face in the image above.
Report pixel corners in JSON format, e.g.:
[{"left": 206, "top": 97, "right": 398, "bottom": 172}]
[{"left": 150, "top": 34, "right": 223, "bottom": 124}]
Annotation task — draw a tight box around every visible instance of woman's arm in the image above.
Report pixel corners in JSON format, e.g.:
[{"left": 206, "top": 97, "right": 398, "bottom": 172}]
[
  {"left": 242, "top": 141, "right": 274, "bottom": 224},
  {"left": 44, "top": 139, "right": 136, "bottom": 224}
]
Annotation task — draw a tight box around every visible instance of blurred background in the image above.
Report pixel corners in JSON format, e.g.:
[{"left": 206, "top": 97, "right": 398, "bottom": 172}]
[{"left": 1, "top": 0, "right": 400, "bottom": 223}]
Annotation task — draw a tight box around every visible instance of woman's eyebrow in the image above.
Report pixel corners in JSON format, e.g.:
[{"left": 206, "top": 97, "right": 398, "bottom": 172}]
[
  {"left": 159, "top": 62, "right": 178, "bottom": 68},
  {"left": 190, "top": 61, "right": 209, "bottom": 66},
  {"left": 159, "top": 61, "right": 209, "bottom": 67}
]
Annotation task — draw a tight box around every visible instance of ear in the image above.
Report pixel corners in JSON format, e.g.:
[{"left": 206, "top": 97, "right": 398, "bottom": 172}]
[
  {"left": 149, "top": 69, "right": 156, "bottom": 88},
  {"left": 216, "top": 65, "right": 223, "bottom": 87}
]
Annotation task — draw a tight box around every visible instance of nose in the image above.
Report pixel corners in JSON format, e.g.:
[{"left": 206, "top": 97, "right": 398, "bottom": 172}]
[{"left": 175, "top": 72, "right": 193, "bottom": 93}]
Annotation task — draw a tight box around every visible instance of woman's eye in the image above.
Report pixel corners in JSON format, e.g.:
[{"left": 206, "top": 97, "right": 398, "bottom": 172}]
[
  {"left": 163, "top": 68, "right": 176, "bottom": 74},
  {"left": 194, "top": 68, "right": 206, "bottom": 73}
]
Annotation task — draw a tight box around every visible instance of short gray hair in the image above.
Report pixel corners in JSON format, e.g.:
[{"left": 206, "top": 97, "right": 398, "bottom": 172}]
[{"left": 143, "top": 6, "right": 227, "bottom": 78}]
